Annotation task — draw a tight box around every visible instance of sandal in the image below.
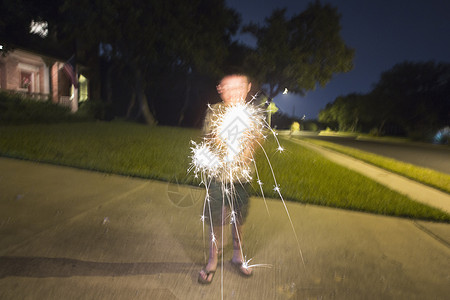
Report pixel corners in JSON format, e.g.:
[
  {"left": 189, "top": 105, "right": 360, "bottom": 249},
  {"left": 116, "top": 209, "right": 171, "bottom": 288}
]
[
  {"left": 230, "top": 260, "right": 253, "bottom": 277},
  {"left": 198, "top": 268, "right": 216, "bottom": 284}
]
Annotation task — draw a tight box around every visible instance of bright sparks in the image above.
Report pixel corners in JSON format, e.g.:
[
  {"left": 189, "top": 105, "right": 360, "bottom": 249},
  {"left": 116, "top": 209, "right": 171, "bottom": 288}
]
[
  {"left": 189, "top": 95, "right": 306, "bottom": 285},
  {"left": 190, "top": 101, "right": 266, "bottom": 183},
  {"left": 30, "top": 20, "right": 48, "bottom": 38},
  {"left": 188, "top": 141, "right": 221, "bottom": 178}
]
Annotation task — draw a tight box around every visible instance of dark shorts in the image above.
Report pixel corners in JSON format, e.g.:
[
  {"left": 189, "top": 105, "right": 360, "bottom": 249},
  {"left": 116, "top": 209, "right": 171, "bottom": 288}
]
[{"left": 206, "top": 181, "right": 250, "bottom": 226}]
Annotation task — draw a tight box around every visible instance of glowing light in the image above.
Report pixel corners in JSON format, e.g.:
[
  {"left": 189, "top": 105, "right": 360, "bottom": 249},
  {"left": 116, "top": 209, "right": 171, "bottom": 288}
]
[
  {"left": 242, "top": 259, "right": 250, "bottom": 269},
  {"left": 189, "top": 101, "right": 265, "bottom": 182},
  {"left": 189, "top": 141, "right": 221, "bottom": 178},
  {"left": 30, "top": 20, "right": 48, "bottom": 38},
  {"left": 283, "top": 88, "right": 288, "bottom": 94},
  {"left": 230, "top": 210, "right": 236, "bottom": 224},
  {"left": 433, "top": 126, "right": 449, "bottom": 144},
  {"left": 273, "top": 185, "right": 281, "bottom": 193}
]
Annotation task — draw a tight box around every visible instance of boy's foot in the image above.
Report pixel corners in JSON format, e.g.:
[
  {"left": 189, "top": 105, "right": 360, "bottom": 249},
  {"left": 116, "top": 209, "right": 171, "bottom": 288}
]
[
  {"left": 198, "top": 268, "right": 216, "bottom": 284},
  {"left": 230, "top": 259, "right": 253, "bottom": 277}
]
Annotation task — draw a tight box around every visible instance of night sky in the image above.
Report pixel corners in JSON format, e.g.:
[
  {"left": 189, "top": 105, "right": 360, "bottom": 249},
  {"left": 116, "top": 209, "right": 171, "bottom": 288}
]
[{"left": 226, "top": 0, "right": 450, "bottom": 120}]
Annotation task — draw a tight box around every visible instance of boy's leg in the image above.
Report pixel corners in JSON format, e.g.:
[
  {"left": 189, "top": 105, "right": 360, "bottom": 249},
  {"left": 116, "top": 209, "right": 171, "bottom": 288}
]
[
  {"left": 205, "top": 204, "right": 226, "bottom": 269},
  {"left": 231, "top": 223, "right": 252, "bottom": 275},
  {"left": 199, "top": 182, "right": 225, "bottom": 282},
  {"left": 230, "top": 183, "right": 252, "bottom": 275}
]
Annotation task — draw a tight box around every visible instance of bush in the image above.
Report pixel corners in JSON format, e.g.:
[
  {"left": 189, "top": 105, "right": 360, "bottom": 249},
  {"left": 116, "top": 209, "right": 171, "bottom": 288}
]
[
  {"left": 0, "top": 91, "right": 90, "bottom": 124},
  {"left": 369, "top": 127, "right": 381, "bottom": 136},
  {"left": 303, "top": 121, "right": 318, "bottom": 131},
  {"left": 77, "top": 99, "right": 113, "bottom": 121}
]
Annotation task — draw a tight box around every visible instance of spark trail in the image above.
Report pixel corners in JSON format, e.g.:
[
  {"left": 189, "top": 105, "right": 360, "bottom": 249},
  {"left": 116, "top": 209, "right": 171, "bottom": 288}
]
[{"left": 189, "top": 96, "right": 306, "bottom": 296}]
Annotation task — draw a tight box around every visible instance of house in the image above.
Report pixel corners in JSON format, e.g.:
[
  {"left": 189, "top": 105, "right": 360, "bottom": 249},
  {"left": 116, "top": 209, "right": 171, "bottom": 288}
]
[{"left": 0, "top": 46, "right": 88, "bottom": 112}]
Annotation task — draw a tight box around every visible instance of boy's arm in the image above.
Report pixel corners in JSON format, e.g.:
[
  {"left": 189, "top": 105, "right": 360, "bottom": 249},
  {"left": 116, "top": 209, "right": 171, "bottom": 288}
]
[{"left": 202, "top": 106, "right": 213, "bottom": 136}]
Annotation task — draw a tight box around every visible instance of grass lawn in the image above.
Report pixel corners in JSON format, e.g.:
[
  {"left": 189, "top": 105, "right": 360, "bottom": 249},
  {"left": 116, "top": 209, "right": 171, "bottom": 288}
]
[
  {"left": 0, "top": 121, "right": 449, "bottom": 222},
  {"left": 302, "top": 137, "right": 450, "bottom": 193}
]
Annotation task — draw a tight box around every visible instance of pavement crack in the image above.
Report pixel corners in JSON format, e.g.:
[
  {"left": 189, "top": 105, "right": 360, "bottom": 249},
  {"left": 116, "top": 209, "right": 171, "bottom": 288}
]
[{"left": 412, "top": 221, "right": 450, "bottom": 249}]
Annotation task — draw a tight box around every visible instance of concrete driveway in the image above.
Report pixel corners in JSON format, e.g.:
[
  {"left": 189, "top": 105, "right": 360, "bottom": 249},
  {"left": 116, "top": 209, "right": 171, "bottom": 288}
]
[{"left": 0, "top": 158, "right": 449, "bottom": 299}]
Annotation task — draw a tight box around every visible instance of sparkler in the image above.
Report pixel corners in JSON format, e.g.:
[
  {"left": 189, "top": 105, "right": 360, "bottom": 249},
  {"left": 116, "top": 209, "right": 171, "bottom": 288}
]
[{"left": 189, "top": 95, "right": 305, "bottom": 291}]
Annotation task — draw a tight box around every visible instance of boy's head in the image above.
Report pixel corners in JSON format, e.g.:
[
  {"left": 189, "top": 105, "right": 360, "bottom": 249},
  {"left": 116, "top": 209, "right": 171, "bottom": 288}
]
[{"left": 216, "top": 72, "right": 251, "bottom": 105}]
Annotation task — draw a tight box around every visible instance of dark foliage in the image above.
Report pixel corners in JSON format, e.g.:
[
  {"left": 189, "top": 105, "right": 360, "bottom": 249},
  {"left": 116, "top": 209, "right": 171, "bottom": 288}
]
[
  {"left": 319, "top": 61, "right": 450, "bottom": 141},
  {"left": 0, "top": 91, "right": 90, "bottom": 124}
]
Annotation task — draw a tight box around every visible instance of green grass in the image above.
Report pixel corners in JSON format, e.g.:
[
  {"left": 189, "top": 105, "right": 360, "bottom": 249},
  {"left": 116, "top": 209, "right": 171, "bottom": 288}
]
[
  {"left": 0, "top": 122, "right": 449, "bottom": 222},
  {"left": 302, "top": 138, "right": 450, "bottom": 193},
  {"left": 0, "top": 122, "right": 198, "bottom": 182}
]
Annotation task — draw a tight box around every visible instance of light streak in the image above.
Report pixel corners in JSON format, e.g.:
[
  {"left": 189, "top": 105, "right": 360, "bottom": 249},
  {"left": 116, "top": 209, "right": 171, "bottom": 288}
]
[
  {"left": 255, "top": 138, "right": 306, "bottom": 269},
  {"left": 190, "top": 95, "right": 306, "bottom": 292},
  {"left": 243, "top": 257, "right": 273, "bottom": 269}
]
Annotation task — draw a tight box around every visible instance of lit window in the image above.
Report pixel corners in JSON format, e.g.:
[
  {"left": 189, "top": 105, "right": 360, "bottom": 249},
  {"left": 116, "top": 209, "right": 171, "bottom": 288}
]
[{"left": 21, "top": 72, "right": 32, "bottom": 91}]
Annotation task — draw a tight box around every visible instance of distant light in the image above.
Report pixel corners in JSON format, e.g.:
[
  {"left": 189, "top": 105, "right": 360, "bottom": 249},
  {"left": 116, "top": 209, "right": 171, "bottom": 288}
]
[
  {"left": 283, "top": 88, "right": 288, "bottom": 95},
  {"left": 30, "top": 20, "right": 48, "bottom": 38},
  {"left": 433, "top": 126, "right": 449, "bottom": 144},
  {"left": 0, "top": 45, "right": 3, "bottom": 50}
]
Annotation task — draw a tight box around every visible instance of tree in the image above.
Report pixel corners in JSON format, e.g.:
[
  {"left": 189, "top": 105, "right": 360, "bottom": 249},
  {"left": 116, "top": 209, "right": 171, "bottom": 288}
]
[
  {"left": 243, "top": 1, "right": 354, "bottom": 98},
  {"left": 55, "top": 0, "right": 240, "bottom": 124},
  {"left": 371, "top": 61, "right": 450, "bottom": 137},
  {"left": 3, "top": 0, "right": 240, "bottom": 125},
  {"left": 319, "top": 94, "right": 366, "bottom": 131},
  {"left": 318, "top": 102, "right": 338, "bottom": 130},
  {"left": 319, "top": 61, "right": 450, "bottom": 138}
]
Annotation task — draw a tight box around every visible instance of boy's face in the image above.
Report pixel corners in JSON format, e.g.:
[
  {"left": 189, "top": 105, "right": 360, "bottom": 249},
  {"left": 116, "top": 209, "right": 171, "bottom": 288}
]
[{"left": 216, "top": 75, "right": 251, "bottom": 105}]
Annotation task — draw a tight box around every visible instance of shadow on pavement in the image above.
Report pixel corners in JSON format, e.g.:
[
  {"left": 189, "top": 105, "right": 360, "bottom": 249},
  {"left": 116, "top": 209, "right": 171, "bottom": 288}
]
[{"left": 0, "top": 256, "right": 194, "bottom": 278}]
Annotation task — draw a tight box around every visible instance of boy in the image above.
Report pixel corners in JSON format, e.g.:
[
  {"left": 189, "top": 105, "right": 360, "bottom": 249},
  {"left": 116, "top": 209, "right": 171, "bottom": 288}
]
[{"left": 198, "top": 72, "right": 254, "bottom": 284}]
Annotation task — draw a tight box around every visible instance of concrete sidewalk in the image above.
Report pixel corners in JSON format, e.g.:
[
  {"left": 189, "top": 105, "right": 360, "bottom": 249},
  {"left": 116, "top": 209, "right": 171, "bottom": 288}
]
[
  {"left": 286, "top": 137, "right": 450, "bottom": 215},
  {"left": 0, "top": 157, "right": 449, "bottom": 299}
]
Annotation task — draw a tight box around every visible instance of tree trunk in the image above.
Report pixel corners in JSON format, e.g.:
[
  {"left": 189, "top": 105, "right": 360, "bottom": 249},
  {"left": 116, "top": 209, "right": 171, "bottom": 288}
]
[
  {"left": 351, "top": 117, "right": 359, "bottom": 132},
  {"left": 140, "top": 90, "right": 157, "bottom": 125},
  {"left": 105, "top": 64, "right": 113, "bottom": 105},
  {"left": 177, "top": 74, "right": 192, "bottom": 126},
  {"left": 378, "top": 119, "right": 386, "bottom": 136},
  {"left": 135, "top": 70, "right": 157, "bottom": 125},
  {"left": 125, "top": 91, "right": 136, "bottom": 120}
]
